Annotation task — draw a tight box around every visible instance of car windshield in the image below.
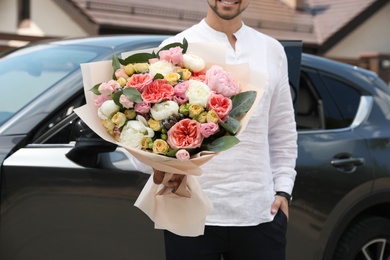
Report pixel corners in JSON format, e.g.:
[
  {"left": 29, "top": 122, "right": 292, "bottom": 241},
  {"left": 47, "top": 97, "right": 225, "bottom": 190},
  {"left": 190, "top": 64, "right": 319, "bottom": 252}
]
[{"left": 0, "top": 44, "right": 100, "bottom": 127}]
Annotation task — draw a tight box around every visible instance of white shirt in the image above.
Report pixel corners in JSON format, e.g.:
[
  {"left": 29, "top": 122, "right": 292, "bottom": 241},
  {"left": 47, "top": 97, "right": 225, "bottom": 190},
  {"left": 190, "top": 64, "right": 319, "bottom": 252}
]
[{"left": 160, "top": 19, "right": 297, "bottom": 226}]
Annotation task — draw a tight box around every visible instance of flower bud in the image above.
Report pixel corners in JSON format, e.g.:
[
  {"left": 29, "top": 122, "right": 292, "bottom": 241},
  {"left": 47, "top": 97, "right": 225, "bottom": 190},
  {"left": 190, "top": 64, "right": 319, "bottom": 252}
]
[
  {"left": 179, "top": 103, "right": 190, "bottom": 116},
  {"left": 195, "top": 111, "right": 207, "bottom": 123},
  {"left": 164, "top": 73, "right": 180, "bottom": 85},
  {"left": 141, "top": 137, "right": 154, "bottom": 150},
  {"left": 102, "top": 119, "right": 115, "bottom": 135},
  {"left": 124, "top": 109, "right": 136, "bottom": 119},
  {"left": 206, "top": 110, "right": 219, "bottom": 124},
  {"left": 188, "top": 104, "right": 204, "bottom": 118},
  {"left": 117, "top": 77, "right": 127, "bottom": 87},
  {"left": 177, "top": 68, "right": 192, "bottom": 81}
]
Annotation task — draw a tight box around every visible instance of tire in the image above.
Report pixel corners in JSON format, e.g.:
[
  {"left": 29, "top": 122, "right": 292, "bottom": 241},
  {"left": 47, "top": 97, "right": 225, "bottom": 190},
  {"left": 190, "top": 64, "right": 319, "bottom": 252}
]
[{"left": 333, "top": 216, "right": 390, "bottom": 260}]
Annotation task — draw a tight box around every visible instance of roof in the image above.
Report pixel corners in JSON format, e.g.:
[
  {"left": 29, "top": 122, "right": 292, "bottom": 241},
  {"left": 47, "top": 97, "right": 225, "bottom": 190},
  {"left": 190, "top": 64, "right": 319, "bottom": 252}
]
[{"left": 60, "top": 0, "right": 388, "bottom": 54}]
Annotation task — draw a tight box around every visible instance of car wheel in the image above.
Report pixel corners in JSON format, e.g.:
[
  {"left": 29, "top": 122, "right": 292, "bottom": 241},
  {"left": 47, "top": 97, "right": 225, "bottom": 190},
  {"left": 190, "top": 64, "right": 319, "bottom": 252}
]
[{"left": 333, "top": 216, "right": 390, "bottom": 260}]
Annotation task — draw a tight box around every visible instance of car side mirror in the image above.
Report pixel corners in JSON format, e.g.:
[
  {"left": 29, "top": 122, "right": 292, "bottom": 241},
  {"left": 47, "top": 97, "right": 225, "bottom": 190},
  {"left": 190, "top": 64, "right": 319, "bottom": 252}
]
[{"left": 66, "top": 119, "right": 117, "bottom": 167}]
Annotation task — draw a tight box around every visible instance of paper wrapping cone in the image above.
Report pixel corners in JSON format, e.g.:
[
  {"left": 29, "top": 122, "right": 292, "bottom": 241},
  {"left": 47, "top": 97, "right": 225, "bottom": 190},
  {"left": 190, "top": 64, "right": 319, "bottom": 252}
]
[{"left": 74, "top": 42, "right": 266, "bottom": 236}]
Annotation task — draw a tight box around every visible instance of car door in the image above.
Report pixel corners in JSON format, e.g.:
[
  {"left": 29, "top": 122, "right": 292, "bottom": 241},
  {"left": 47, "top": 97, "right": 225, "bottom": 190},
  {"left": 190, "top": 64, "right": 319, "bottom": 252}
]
[
  {"left": 287, "top": 65, "right": 375, "bottom": 259},
  {"left": 0, "top": 93, "right": 166, "bottom": 260}
]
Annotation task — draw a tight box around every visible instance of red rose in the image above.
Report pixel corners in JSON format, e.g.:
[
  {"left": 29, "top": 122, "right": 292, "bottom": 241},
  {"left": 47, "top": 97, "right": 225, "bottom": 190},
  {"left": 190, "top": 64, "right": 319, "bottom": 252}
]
[
  {"left": 167, "top": 119, "right": 204, "bottom": 149},
  {"left": 207, "top": 93, "right": 232, "bottom": 122},
  {"left": 141, "top": 79, "right": 174, "bottom": 103}
]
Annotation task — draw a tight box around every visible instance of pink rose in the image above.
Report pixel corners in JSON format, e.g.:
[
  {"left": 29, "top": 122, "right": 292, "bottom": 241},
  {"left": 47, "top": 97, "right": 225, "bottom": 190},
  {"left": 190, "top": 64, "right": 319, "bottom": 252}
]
[
  {"left": 167, "top": 119, "right": 204, "bottom": 149},
  {"left": 98, "top": 80, "right": 120, "bottom": 96},
  {"left": 173, "top": 81, "right": 189, "bottom": 104},
  {"left": 126, "top": 74, "right": 153, "bottom": 93},
  {"left": 159, "top": 46, "right": 183, "bottom": 65},
  {"left": 115, "top": 68, "right": 129, "bottom": 79},
  {"left": 142, "top": 79, "right": 174, "bottom": 103},
  {"left": 207, "top": 93, "right": 232, "bottom": 122},
  {"left": 119, "top": 94, "right": 134, "bottom": 109},
  {"left": 175, "top": 149, "right": 190, "bottom": 161},
  {"left": 200, "top": 122, "right": 219, "bottom": 138},
  {"left": 205, "top": 65, "right": 241, "bottom": 97},
  {"left": 134, "top": 101, "right": 151, "bottom": 114},
  {"left": 94, "top": 94, "right": 108, "bottom": 107}
]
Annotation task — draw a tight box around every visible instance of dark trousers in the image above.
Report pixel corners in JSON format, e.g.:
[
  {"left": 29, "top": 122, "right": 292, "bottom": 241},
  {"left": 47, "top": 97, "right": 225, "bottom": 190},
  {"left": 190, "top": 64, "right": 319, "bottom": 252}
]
[{"left": 164, "top": 210, "right": 288, "bottom": 260}]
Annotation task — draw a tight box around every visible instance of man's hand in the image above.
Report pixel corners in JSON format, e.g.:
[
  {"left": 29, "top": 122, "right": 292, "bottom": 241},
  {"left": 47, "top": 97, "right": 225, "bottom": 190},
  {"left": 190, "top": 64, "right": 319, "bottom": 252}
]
[
  {"left": 271, "top": 195, "right": 289, "bottom": 219},
  {"left": 153, "top": 169, "right": 184, "bottom": 192}
]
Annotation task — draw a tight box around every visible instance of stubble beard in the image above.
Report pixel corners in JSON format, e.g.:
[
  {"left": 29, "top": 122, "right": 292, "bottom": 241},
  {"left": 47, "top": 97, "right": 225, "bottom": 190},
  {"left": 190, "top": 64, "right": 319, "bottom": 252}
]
[{"left": 208, "top": 0, "right": 247, "bottom": 20}]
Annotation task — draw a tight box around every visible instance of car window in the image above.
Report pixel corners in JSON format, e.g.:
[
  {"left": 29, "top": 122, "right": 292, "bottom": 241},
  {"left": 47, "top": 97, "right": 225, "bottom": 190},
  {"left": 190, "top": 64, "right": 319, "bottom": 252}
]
[
  {"left": 0, "top": 45, "right": 99, "bottom": 127},
  {"left": 296, "top": 69, "right": 361, "bottom": 130}
]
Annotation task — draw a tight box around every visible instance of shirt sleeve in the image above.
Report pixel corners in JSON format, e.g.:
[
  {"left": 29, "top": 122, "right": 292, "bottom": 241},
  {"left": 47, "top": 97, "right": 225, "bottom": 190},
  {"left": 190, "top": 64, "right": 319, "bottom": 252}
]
[{"left": 268, "top": 45, "right": 298, "bottom": 195}]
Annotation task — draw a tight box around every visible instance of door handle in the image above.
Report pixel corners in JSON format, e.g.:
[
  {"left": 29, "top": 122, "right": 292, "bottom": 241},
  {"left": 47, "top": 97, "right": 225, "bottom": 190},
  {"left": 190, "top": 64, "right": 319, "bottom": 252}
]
[{"left": 331, "top": 157, "right": 365, "bottom": 173}]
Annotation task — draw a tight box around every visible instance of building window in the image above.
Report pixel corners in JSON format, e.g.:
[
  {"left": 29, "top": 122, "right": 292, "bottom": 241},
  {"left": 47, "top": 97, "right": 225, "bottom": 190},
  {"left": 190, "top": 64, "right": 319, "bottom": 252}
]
[{"left": 18, "top": 0, "right": 30, "bottom": 28}]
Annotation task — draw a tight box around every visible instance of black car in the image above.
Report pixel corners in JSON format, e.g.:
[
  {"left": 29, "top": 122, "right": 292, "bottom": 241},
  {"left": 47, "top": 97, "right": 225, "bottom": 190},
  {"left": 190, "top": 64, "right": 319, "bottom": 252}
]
[{"left": 0, "top": 35, "right": 389, "bottom": 260}]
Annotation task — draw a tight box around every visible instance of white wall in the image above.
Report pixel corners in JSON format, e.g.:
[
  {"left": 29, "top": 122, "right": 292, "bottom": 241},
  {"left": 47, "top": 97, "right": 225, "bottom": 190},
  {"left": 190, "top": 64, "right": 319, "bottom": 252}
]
[
  {"left": 0, "top": 0, "right": 18, "bottom": 33},
  {"left": 326, "top": 2, "right": 390, "bottom": 59},
  {"left": 31, "top": 0, "right": 88, "bottom": 37}
]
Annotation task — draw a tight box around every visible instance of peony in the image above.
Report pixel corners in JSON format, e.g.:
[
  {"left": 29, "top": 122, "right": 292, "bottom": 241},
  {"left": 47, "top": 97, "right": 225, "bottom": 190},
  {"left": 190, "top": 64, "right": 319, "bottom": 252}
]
[
  {"left": 142, "top": 79, "right": 174, "bottom": 103},
  {"left": 148, "top": 60, "right": 174, "bottom": 77},
  {"left": 205, "top": 65, "right": 241, "bottom": 98},
  {"left": 150, "top": 101, "right": 179, "bottom": 121},
  {"left": 167, "top": 119, "right": 204, "bottom": 149},
  {"left": 207, "top": 93, "right": 232, "bottom": 122},
  {"left": 119, "top": 94, "right": 134, "bottom": 109},
  {"left": 119, "top": 116, "right": 154, "bottom": 149},
  {"left": 186, "top": 80, "right": 211, "bottom": 107},
  {"left": 152, "top": 139, "right": 170, "bottom": 155},
  {"left": 126, "top": 74, "right": 153, "bottom": 93},
  {"left": 98, "top": 80, "right": 120, "bottom": 96},
  {"left": 176, "top": 149, "right": 190, "bottom": 161},
  {"left": 98, "top": 100, "right": 120, "bottom": 120},
  {"left": 182, "top": 53, "right": 206, "bottom": 73},
  {"left": 159, "top": 46, "right": 183, "bottom": 65},
  {"left": 200, "top": 122, "right": 219, "bottom": 138}
]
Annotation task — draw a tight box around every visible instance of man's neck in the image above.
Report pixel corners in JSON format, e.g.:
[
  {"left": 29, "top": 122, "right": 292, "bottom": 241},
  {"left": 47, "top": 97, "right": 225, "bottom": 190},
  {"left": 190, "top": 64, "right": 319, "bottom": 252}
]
[{"left": 205, "top": 10, "right": 243, "bottom": 36}]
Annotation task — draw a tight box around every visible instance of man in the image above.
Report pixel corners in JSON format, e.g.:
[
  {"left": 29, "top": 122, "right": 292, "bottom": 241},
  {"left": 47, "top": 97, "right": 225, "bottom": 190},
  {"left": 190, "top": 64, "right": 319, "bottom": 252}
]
[{"left": 155, "top": 0, "right": 298, "bottom": 259}]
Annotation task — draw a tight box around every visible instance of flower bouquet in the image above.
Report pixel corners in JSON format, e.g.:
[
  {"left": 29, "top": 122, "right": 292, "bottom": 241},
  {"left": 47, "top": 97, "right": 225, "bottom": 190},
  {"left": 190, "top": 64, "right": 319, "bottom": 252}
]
[{"left": 75, "top": 39, "right": 265, "bottom": 236}]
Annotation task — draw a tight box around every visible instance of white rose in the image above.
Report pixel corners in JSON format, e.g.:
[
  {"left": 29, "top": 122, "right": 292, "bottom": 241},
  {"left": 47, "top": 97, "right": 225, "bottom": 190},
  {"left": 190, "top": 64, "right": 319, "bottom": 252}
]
[
  {"left": 186, "top": 80, "right": 211, "bottom": 107},
  {"left": 98, "top": 100, "right": 120, "bottom": 120},
  {"left": 150, "top": 101, "right": 179, "bottom": 120},
  {"left": 148, "top": 60, "right": 174, "bottom": 77},
  {"left": 183, "top": 53, "right": 206, "bottom": 73},
  {"left": 119, "top": 116, "right": 154, "bottom": 149}
]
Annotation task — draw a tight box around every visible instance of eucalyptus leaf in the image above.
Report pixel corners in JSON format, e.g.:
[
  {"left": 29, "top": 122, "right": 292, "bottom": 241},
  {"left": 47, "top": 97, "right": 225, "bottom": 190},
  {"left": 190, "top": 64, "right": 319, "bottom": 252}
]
[
  {"left": 230, "top": 90, "right": 257, "bottom": 118},
  {"left": 123, "top": 88, "right": 143, "bottom": 103},
  {"left": 90, "top": 83, "right": 102, "bottom": 95},
  {"left": 166, "top": 149, "right": 179, "bottom": 157},
  {"left": 112, "top": 92, "right": 123, "bottom": 108},
  {"left": 112, "top": 55, "right": 121, "bottom": 72},
  {"left": 220, "top": 117, "right": 240, "bottom": 135},
  {"left": 154, "top": 73, "right": 164, "bottom": 80},
  {"left": 207, "top": 136, "right": 240, "bottom": 152}
]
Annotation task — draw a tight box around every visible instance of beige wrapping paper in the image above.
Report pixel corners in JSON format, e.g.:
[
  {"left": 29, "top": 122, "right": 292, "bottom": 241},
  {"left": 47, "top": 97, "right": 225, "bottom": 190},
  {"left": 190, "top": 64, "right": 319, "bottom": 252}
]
[{"left": 74, "top": 42, "right": 266, "bottom": 236}]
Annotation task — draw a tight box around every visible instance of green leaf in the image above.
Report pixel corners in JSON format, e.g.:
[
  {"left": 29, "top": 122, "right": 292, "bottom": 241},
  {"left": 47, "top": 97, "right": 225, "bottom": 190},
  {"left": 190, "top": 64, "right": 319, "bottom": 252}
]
[
  {"left": 207, "top": 136, "right": 240, "bottom": 152},
  {"left": 220, "top": 117, "right": 240, "bottom": 135},
  {"left": 112, "top": 92, "right": 123, "bottom": 108},
  {"left": 122, "top": 53, "right": 157, "bottom": 65},
  {"left": 123, "top": 88, "right": 143, "bottom": 103},
  {"left": 229, "top": 90, "right": 257, "bottom": 118},
  {"left": 166, "top": 149, "right": 179, "bottom": 157},
  {"left": 90, "top": 83, "right": 102, "bottom": 95},
  {"left": 112, "top": 54, "right": 121, "bottom": 72},
  {"left": 154, "top": 73, "right": 164, "bottom": 80}
]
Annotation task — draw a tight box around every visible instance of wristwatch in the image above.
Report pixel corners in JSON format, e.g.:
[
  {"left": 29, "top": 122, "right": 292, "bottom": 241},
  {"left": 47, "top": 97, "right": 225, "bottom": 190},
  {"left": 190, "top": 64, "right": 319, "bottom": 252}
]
[{"left": 275, "top": 191, "right": 292, "bottom": 205}]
